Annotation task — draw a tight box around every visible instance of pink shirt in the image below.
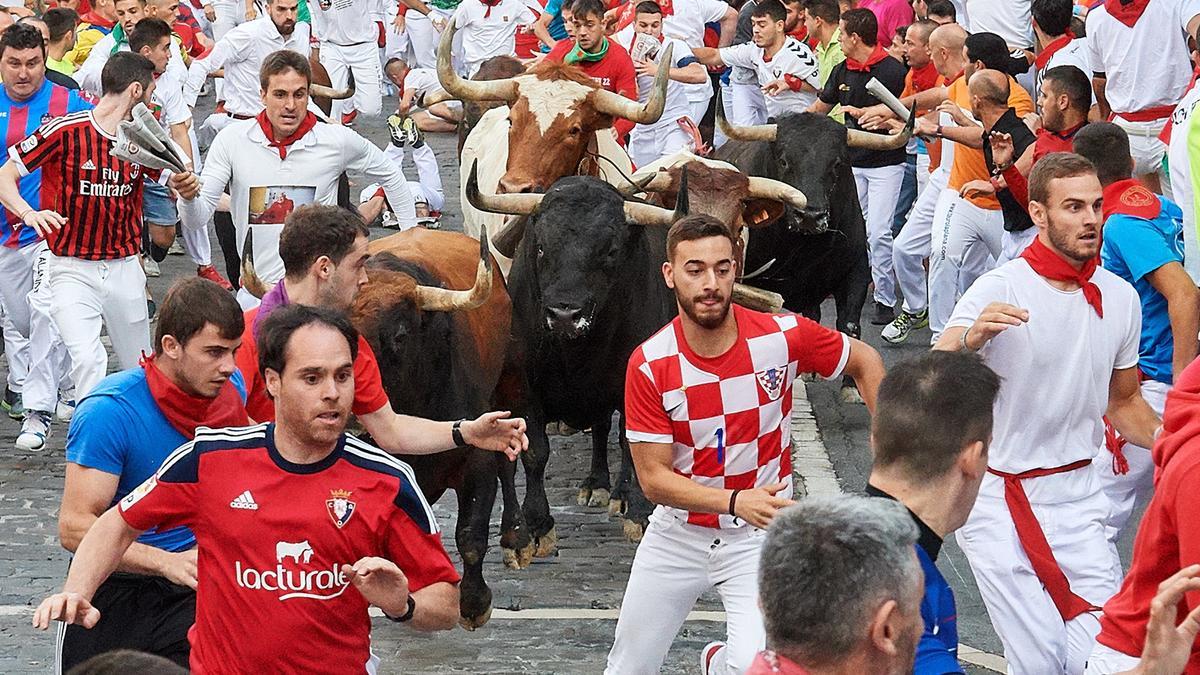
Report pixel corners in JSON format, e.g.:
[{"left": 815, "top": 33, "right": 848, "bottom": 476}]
[{"left": 859, "top": 0, "right": 915, "bottom": 47}]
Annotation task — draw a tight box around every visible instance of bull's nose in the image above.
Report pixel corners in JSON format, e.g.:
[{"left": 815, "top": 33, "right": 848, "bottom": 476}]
[
  {"left": 545, "top": 305, "right": 583, "bottom": 329},
  {"left": 498, "top": 175, "right": 538, "bottom": 194}
]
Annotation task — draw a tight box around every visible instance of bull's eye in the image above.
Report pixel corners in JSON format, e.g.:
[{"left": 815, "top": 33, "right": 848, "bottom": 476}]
[
  {"left": 536, "top": 245, "right": 545, "bottom": 259},
  {"left": 778, "top": 157, "right": 789, "bottom": 170},
  {"left": 568, "top": 125, "right": 583, "bottom": 137}
]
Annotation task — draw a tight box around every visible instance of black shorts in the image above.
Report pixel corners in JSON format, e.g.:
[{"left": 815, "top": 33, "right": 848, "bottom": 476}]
[{"left": 55, "top": 571, "right": 195, "bottom": 673}]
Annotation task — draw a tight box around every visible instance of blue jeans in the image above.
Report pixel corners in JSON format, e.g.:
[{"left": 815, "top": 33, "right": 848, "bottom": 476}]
[{"left": 891, "top": 154, "right": 918, "bottom": 235}]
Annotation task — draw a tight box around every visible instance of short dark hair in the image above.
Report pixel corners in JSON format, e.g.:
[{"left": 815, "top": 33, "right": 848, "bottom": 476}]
[
  {"left": 872, "top": 351, "right": 1000, "bottom": 482},
  {"left": 67, "top": 649, "right": 188, "bottom": 675},
  {"left": 154, "top": 277, "right": 245, "bottom": 355},
  {"left": 841, "top": 8, "right": 878, "bottom": 46},
  {"left": 1072, "top": 123, "right": 1132, "bottom": 185},
  {"left": 1028, "top": 152, "right": 1097, "bottom": 204},
  {"left": 1031, "top": 0, "right": 1072, "bottom": 37},
  {"left": 634, "top": 0, "right": 662, "bottom": 15},
  {"left": 801, "top": 0, "right": 839, "bottom": 24},
  {"left": 1043, "top": 64, "right": 1091, "bottom": 113},
  {"left": 100, "top": 51, "right": 155, "bottom": 96},
  {"left": 259, "top": 49, "right": 310, "bottom": 90},
  {"left": 570, "top": 0, "right": 605, "bottom": 21},
  {"left": 0, "top": 23, "right": 46, "bottom": 59},
  {"left": 128, "top": 17, "right": 172, "bottom": 54},
  {"left": 257, "top": 304, "right": 360, "bottom": 376},
  {"left": 279, "top": 204, "right": 370, "bottom": 280},
  {"left": 666, "top": 214, "right": 737, "bottom": 260},
  {"left": 44, "top": 8, "right": 78, "bottom": 43},
  {"left": 925, "top": 0, "right": 955, "bottom": 20},
  {"left": 752, "top": 0, "right": 787, "bottom": 23}
]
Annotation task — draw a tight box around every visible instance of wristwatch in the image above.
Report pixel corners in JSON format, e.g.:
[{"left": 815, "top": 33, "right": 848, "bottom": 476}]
[
  {"left": 386, "top": 595, "right": 416, "bottom": 623},
  {"left": 451, "top": 419, "right": 467, "bottom": 447}
]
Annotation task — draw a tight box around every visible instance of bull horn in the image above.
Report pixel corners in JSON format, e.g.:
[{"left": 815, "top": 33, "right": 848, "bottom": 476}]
[
  {"left": 438, "top": 22, "right": 518, "bottom": 103},
  {"left": 415, "top": 224, "right": 494, "bottom": 312},
  {"left": 419, "top": 88, "right": 457, "bottom": 107},
  {"left": 715, "top": 91, "right": 777, "bottom": 142},
  {"left": 239, "top": 229, "right": 272, "bottom": 300},
  {"left": 309, "top": 83, "right": 355, "bottom": 100},
  {"left": 746, "top": 176, "right": 807, "bottom": 210},
  {"left": 617, "top": 170, "right": 673, "bottom": 196},
  {"left": 674, "top": 164, "right": 689, "bottom": 217},
  {"left": 493, "top": 215, "right": 529, "bottom": 259},
  {"left": 845, "top": 105, "right": 916, "bottom": 151},
  {"left": 465, "top": 160, "right": 543, "bottom": 216},
  {"left": 623, "top": 200, "right": 678, "bottom": 226},
  {"left": 732, "top": 283, "right": 784, "bottom": 313},
  {"left": 591, "top": 43, "right": 672, "bottom": 124}
]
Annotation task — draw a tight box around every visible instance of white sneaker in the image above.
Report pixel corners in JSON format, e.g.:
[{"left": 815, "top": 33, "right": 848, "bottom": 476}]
[
  {"left": 16, "top": 411, "right": 50, "bottom": 451},
  {"left": 56, "top": 398, "right": 76, "bottom": 423},
  {"left": 700, "top": 641, "right": 726, "bottom": 675},
  {"left": 143, "top": 255, "right": 161, "bottom": 278}
]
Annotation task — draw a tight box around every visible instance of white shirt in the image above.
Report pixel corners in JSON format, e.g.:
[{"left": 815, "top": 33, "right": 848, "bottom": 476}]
[
  {"left": 75, "top": 31, "right": 188, "bottom": 98},
  {"left": 719, "top": 37, "right": 819, "bottom": 117},
  {"left": 946, "top": 258, "right": 1140, "bottom": 503},
  {"left": 309, "top": 0, "right": 379, "bottom": 46},
  {"left": 965, "top": 0, "right": 1033, "bottom": 49},
  {"left": 1168, "top": 83, "right": 1200, "bottom": 282},
  {"left": 452, "top": 0, "right": 537, "bottom": 77},
  {"left": 178, "top": 119, "right": 415, "bottom": 286},
  {"left": 1035, "top": 37, "right": 1093, "bottom": 111},
  {"left": 616, "top": 34, "right": 695, "bottom": 128},
  {"left": 661, "top": 0, "right": 729, "bottom": 103},
  {"left": 403, "top": 67, "right": 442, "bottom": 99},
  {"left": 1086, "top": 0, "right": 1200, "bottom": 114},
  {"left": 184, "top": 17, "right": 311, "bottom": 116}
]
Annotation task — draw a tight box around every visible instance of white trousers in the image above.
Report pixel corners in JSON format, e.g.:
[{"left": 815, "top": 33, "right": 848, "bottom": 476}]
[
  {"left": 0, "top": 242, "right": 69, "bottom": 412},
  {"left": 1113, "top": 116, "right": 1171, "bottom": 199},
  {"left": 0, "top": 306, "right": 24, "bottom": 391},
  {"left": 605, "top": 512, "right": 766, "bottom": 675},
  {"left": 321, "top": 41, "right": 384, "bottom": 119},
  {"left": 915, "top": 151, "right": 931, "bottom": 194},
  {"left": 1096, "top": 379, "right": 1169, "bottom": 544},
  {"left": 629, "top": 120, "right": 693, "bottom": 168},
  {"left": 212, "top": 2, "right": 251, "bottom": 100},
  {"left": 179, "top": 125, "right": 211, "bottom": 267},
  {"left": 892, "top": 164, "right": 950, "bottom": 314},
  {"left": 853, "top": 164, "right": 906, "bottom": 307},
  {"left": 957, "top": 487, "right": 1122, "bottom": 675},
  {"left": 47, "top": 254, "right": 150, "bottom": 399},
  {"left": 383, "top": 142, "right": 445, "bottom": 212},
  {"left": 997, "top": 227, "right": 1038, "bottom": 266},
  {"left": 1084, "top": 641, "right": 1142, "bottom": 674},
  {"left": 403, "top": 10, "right": 454, "bottom": 70},
  {"left": 928, "top": 190, "right": 1002, "bottom": 337},
  {"left": 731, "top": 81, "right": 767, "bottom": 126}
]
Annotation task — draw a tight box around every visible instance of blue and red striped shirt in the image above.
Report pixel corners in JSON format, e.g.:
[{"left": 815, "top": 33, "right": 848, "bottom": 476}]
[{"left": 0, "top": 79, "right": 93, "bottom": 249}]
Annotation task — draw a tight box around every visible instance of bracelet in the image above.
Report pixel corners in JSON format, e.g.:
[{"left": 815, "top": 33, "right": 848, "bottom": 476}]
[
  {"left": 386, "top": 595, "right": 416, "bottom": 623},
  {"left": 17, "top": 208, "right": 31, "bottom": 222},
  {"left": 1153, "top": 424, "right": 1164, "bottom": 442},
  {"left": 960, "top": 326, "right": 974, "bottom": 352},
  {"left": 728, "top": 489, "right": 742, "bottom": 517},
  {"left": 451, "top": 419, "right": 466, "bottom": 447}
]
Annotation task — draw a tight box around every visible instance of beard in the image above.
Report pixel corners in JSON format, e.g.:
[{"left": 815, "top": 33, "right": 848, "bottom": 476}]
[
  {"left": 677, "top": 288, "right": 731, "bottom": 329},
  {"left": 1046, "top": 213, "right": 1099, "bottom": 263}
]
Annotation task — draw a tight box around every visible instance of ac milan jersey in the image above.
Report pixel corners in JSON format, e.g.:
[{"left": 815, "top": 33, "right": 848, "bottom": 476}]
[
  {"left": 624, "top": 305, "right": 850, "bottom": 529},
  {"left": 0, "top": 80, "right": 93, "bottom": 249},
  {"left": 118, "top": 424, "right": 461, "bottom": 674},
  {"left": 8, "top": 110, "right": 147, "bottom": 260}
]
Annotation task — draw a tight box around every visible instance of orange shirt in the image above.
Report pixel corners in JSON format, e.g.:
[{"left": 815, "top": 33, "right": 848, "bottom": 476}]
[
  {"left": 947, "top": 76, "right": 1034, "bottom": 209},
  {"left": 902, "top": 66, "right": 946, "bottom": 171}
]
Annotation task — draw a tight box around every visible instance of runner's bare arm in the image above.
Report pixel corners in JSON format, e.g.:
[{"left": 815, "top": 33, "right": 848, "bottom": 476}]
[
  {"left": 842, "top": 337, "right": 885, "bottom": 414},
  {"left": 360, "top": 406, "right": 528, "bottom": 460},
  {"left": 408, "top": 581, "right": 459, "bottom": 631},
  {"left": 0, "top": 161, "right": 65, "bottom": 237},
  {"left": 934, "top": 303, "right": 1030, "bottom": 353},
  {"left": 1144, "top": 262, "right": 1200, "bottom": 382},
  {"left": 1108, "top": 366, "right": 1161, "bottom": 449}
]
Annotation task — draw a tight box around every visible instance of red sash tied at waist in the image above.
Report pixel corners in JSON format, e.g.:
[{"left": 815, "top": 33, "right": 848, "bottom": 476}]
[
  {"left": 1111, "top": 105, "right": 1177, "bottom": 123},
  {"left": 988, "top": 459, "right": 1101, "bottom": 622}
]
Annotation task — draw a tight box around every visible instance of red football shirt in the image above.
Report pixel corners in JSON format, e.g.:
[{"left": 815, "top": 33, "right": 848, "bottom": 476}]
[
  {"left": 236, "top": 307, "right": 391, "bottom": 423},
  {"left": 119, "top": 424, "right": 461, "bottom": 674},
  {"left": 8, "top": 110, "right": 147, "bottom": 260}
]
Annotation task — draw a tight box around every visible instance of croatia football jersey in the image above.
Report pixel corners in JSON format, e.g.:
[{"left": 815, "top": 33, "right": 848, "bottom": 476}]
[
  {"left": 0, "top": 79, "right": 93, "bottom": 249},
  {"left": 624, "top": 305, "right": 850, "bottom": 529},
  {"left": 8, "top": 110, "right": 148, "bottom": 260},
  {"left": 118, "top": 424, "right": 461, "bottom": 674}
]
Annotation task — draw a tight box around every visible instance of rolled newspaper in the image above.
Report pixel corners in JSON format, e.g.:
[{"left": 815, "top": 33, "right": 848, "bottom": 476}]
[
  {"left": 110, "top": 103, "right": 189, "bottom": 173},
  {"left": 865, "top": 77, "right": 930, "bottom": 142}
]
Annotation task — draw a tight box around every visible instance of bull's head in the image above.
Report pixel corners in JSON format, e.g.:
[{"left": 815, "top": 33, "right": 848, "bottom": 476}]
[
  {"left": 437, "top": 22, "right": 672, "bottom": 194},
  {"left": 716, "top": 102, "right": 915, "bottom": 234}
]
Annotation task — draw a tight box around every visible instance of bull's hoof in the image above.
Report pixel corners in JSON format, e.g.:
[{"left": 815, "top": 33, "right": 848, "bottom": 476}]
[
  {"left": 608, "top": 498, "right": 626, "bottom": 517},
  {"left": 622, "top": 518, "right": 645, "bottom": 543},
  {"left": 534, "top": 527, "right": 559, "bottom": 558},
  {"left": 459, "top": 605, "right": 494, "bottom": 631},
  {"left": 545, "top": 421, "right": 580, "bottom": 437},
  {"left": 840, "top": 386, "right": 864, "bottom": 405},
  {"left": 800, "top": 372, "right": 816, "bottom": 383},
  {"left": 588, "top": 488, "right": 611, "bottom": 508},
  {"left": 502, "top": 541, "right": 535, "bottom": 570}
]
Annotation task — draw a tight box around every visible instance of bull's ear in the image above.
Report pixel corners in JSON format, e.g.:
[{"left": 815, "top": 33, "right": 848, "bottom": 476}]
[{"left": 741, "top": 199, "right": 786, "bottom": 228}]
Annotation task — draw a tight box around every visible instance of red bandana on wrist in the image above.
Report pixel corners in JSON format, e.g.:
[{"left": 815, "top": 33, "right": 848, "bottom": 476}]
[
  {"left": 256, "top": 110, "right": 318, "bottom": 160},
  {"left": 1034, "top": 31, "right": 1075, "bottom": 69},
  {"left": 846, "top": 44, "right": 889, "bottom": 72},
  {"left": 1102, "top": 178, "right": 1161, "bottom": 222},
  {"left": 1020, "top": 236, "right": 1103, "bottom": 317},
  {"left": 481, "top": 0, "right": 502, "bottom": 18},
  {"left": 1105, "top": 0, "right": 1151, "bottom": 27},
  {"left": 142, "top": 354, "right": 249, "bottom": 439}
]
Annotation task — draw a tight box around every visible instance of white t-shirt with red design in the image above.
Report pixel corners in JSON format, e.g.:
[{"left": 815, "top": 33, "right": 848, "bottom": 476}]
[{"left": 624, "top": 305, "right": 850, "bottom": 529}]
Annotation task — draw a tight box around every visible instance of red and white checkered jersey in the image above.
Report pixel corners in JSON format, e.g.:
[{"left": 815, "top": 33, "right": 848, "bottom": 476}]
[{"left": 624, "top": 305, "right": 850, "bottom": 529}]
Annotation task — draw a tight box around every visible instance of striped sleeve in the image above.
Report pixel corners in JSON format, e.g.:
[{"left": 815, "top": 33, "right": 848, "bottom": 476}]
[
  {"left": 117, "top": 439, "right": 201, "bottom": 532},
  {"left": 8, "top": 118, "right": 69, "bottom": 177}
]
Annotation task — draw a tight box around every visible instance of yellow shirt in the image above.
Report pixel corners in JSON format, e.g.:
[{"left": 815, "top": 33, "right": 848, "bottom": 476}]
[
  {"left": 65, "top": 25, "right": 108, "bottom": 68},
  {"left": 47, "top": 56, "right": 76, "bottom": 76}
]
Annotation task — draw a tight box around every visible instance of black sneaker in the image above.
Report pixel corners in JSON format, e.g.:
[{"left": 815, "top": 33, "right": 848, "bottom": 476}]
[
  {"left": 387, "top": 114, "right": 406, "bottom": 147},
  {"left": 2, "top": 386, "right": 23, "bottom": 420},
  {"left": 870, "top": 301, "right": 896, "bottom": 326}
]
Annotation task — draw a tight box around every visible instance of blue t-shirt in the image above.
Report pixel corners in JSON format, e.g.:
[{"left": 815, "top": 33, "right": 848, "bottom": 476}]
[
  {"left": 1100, "top": 196, "right": 1185, "bottom": 385},
  {"left": 65, "top": 368, "right": 247, "bottom": 552},
  {"left": 541, "top": 0, "right": 568, "bottom": 47},
  {"left": 0, "top": 79, "right": 93, "bottom": 249},
  {"left": 915, "top": 544, "right": 962, "bottom": 674}
]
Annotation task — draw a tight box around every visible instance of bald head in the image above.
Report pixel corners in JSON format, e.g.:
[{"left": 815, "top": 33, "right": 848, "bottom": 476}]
[
  {"left": 969, "top": 69, "right": 1009, "bottom": 107},
  {"left": 929, "top": 23, "right": 967, "bottom": 78},
  {"left": 907, "top": 19, "right": 937, "bottom": 46}
]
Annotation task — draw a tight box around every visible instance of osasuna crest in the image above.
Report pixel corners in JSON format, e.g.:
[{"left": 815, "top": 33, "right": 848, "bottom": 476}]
[
  {"left": 326, "top": 489, "right": 356, "bottom": 529},
  {"left": 756, "top": 366, "right": 786, "bottom": 401}
]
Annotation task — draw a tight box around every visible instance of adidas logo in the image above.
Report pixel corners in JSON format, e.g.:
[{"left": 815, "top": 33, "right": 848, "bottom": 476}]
[
  {"left": 230, "top": 490, "right": 259, "bottom": 510},
  {"left": 81, "top": 159, "right": 96, "bottom": 171}
]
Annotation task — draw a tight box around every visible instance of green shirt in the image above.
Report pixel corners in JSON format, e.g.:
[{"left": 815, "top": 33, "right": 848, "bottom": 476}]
[
  {"left": 815, "top": 27, "right": 845, "bottom": 122},
  {"left": 47, "top": 56, "right": 76, "bottom": 76},
  {"left": 298, "top": 0, "right": 310, "bottom": 24}
]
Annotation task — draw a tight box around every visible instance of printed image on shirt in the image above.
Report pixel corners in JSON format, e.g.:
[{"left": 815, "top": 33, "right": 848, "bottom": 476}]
[{"left": 248, "top": 185, "right": 316, "bottom": 225}]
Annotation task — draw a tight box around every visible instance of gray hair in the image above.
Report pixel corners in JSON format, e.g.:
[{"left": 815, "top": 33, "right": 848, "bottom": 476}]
[{"left": 758, "top": 496, "right": 921, "bottom": 665}]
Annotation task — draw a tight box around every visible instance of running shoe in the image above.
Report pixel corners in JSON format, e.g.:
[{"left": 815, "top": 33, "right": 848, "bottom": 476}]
[
  {"left": 143, "top": 255, "right": 161, "bottom": 278},
  {"left": 880, "top": 308, "right": 929, "bottom": 344},
  {"left": 15, "top": 410, "right": 50, "bottom": 451},
  {"left": 387, "top": 114, "right": 406, "bottom": 147},
  {"left": 700, "top": 641, "right": 726, "bottom": 675},
  {"left": 168, "top": 238, "right": 186, "bottom": 255},
  {"left": 2, "top": 386, "right": 23, "bottom": 420},
  {"left": 401, "top": 116, "right": 424, "bottom": 148},
  {"left": 870, "top": 300, "right": 895, "bottom": 326},
  {"left": 198, "top": 264, "right": 234, "bottom": 291},
  {"left": 56, "top": 396, "right": 75, "bottom": 424}
]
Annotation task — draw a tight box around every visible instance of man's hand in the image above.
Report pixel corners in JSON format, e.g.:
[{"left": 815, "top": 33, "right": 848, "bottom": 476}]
[
  {"left": 855, "top": 103, "right": 897, "bottom": 130},
  {"left": 965, "top": 302, "right": 1029, "bottom": 351},
  {"left": 430, "top": 14, "right": 447, "bottom": 31},
  {"left": 158, "top": 549, "right": 198, "bottom": 589},
  {"left": 733, "top": 483, "right": 795, "bottom": 529},
  {"left": 936, "top": 100, "right": 972, "bottom": 126},
  {"left": 1129, "top": 565, "right": 1200, "bottom": 675},
  {"left": 393, "top": 12, "right": 406, "bottom": 33},
  {"left": 762, "top": 78, "right": 789, "bottom": 96},
  {"left": 462, "top": 411, "right": 528, "bottom": 460},
  {"left": 1023, "top": 112, "right": 1042, "bottom": 132},
  {"left": 634, "top": 59, "right": 659, "bottom": 78},
  {"left": 203, "top": 2, "right": 215, "bottom": 21},
  {"left": 32, "top": 592, "right": 100, "bottom": 630},
  {"left": 990, "top": 131, "right": 1015, "bottom": 169},
  {"left": 914, "top": 116, "right": 939, "bottom": 137},
  {"left": 169, "top": 171, "right": 201, "bottom": 200},
  {"left": 244, "top": 3, "right": 257, "bottom": 20},
  {"left": 21, "top": 209, "right": 67, "bottom": 237},
  {"left": 341, "top": 557, "right": 410, "bottom": 618},
  {"left": 959, "top": 179, "right": 995, "bottom": 199}
]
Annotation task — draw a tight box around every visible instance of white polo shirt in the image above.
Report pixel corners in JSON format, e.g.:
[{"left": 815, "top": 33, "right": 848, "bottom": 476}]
[
  {"left": 1168, "top": 83, "right": 1200, "bottom": 282},
  {"left": 946, "top": 258, "right": 1140, "bottom": 504},
  {"left": 309, "top": 0, "right": 379, "bottom": 46},
  {"left": 719, "top": 36, "right": 819, "bottom": 117},
  {"left": 1086, "top": 0, "right": 1200, "bottom": 115},
  {"left": 615, "top": 33, "right": 696, "bottom": 127},
  {"left": 1034, "top": 37, "right": 1093, "bottom": 111},
  {"left": 177, "top": 119, "right": 416, "bottom": 289},
  {"left": 452, "top": 0, "right": 538, "bottom": 77},
  {"left": 183, "top": 17, "right": 312, "bottom": 116},
  {"left": 964, "top": 0, "right": 1033, "bottom": 49}
]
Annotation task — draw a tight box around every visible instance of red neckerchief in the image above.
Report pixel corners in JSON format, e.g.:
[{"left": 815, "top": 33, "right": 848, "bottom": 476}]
[
  {"left": 745, "top": 651, "right": 812, "bottom": 675},
  {"left": 1105, "top": 0, "right": 1151, "bottom": 27},
  {"left": 255, "top": 111, "right": 318, "bottom": 160},
  {"left": 909, "top": 60, "right": 940, "bottom": 92},
  {"left": 788, "top": 25, "right": 808, "bottom": 42},
  {"left": 81, "top": 10, "right": 115, "bottom": 29},
  {"left": 142, "top": 354, "right": 249, "bottom": 439},
  {"left": 1021, "top": 236, "right": 1103, "bottom": 317},
  {"left": 1102, "top": 178, "right": 1162, "bottom": 222},
  {"left": 1034, "top": 31, "right": 1074, "bottom": 69},
  {"left": 945, "top": 68, "right": 965, "bottom": 85},
  {"left": 481, "top": 0, "right": 502, "bottom": 18},
  {"left": 846, "top": 44, "right": 888, "bottom": 72}
]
